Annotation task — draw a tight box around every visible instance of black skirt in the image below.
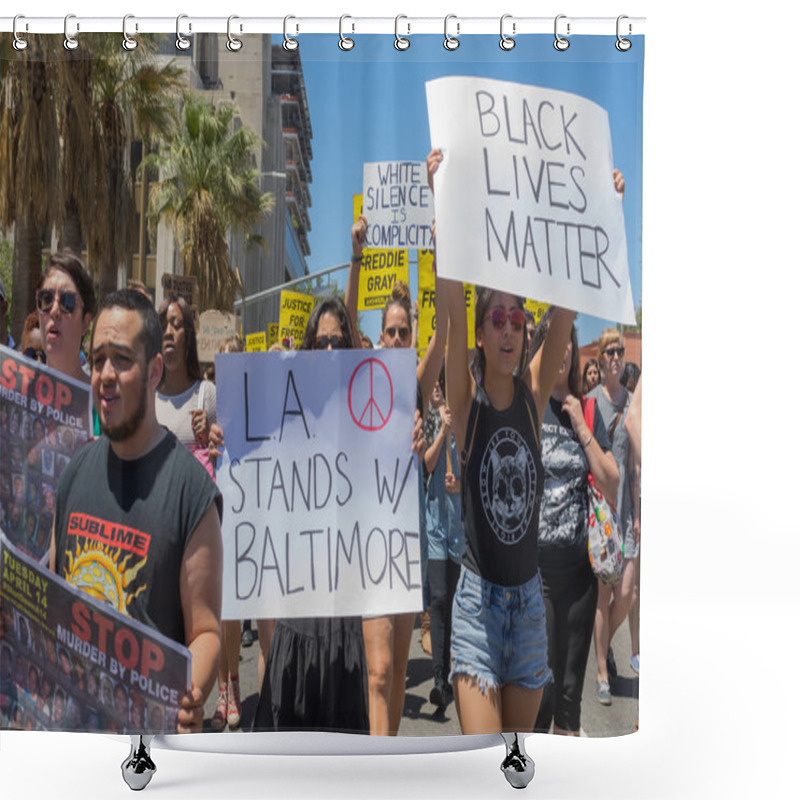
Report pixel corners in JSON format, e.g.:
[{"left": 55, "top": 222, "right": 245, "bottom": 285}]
[{"left": 253, "top": 616, "right": 369, "bottom": 734}]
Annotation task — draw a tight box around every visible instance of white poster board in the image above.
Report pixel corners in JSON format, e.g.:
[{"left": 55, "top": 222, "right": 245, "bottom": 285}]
[
  {"left": 215, "top": 349, "right": 422, "bottom": 620},
  {"left": 426, "top": 76, "right": 635, "bottom": 323},
  {"left": 361, "top": 161, "right": 434, "bottom": 249}
]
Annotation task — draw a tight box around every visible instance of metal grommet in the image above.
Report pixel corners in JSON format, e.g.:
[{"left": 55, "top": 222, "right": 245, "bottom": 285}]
[
  {"left": 122, "top": 14, "right": 138, "bottom": 51},
  {"left": 499, "top": 14, "right": 516, "bottom": 51},
  {"left": 227, "top": 15, "right": 243, "bottom": 52},
  {"left": 444, "top": 14, "right": 460, "bottom": 51},
  {"left": 12, "top": 15, "right": 28, "bottom": 51},
  {"left": 339, "top": 15, "right": 354, "bottom": 51},
  {"left": 283, "top": 16, "right": 299, "bottom": 51},
  {"left": 176, "top": 14, "right": 191, "bottom": 51},
  {"left": 394, "top": 15, "right": 410, "bottom": 51},
  {"left": 616, "top": 15, "right": 632, "bottom": 52},
  {"left": 554, "top": 14, "right": 570, "bottom": 51},
  {"left": 64, "top": 14, "right": 79, "bottom": 51}
]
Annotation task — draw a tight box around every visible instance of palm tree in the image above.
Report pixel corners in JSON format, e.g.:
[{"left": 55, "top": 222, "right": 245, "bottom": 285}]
[
  {"left": 0, "top": 35, "right": 60, "bottom": 341},
  {"left": 146, "top": 94, "right": 274, "bottom": 311}
]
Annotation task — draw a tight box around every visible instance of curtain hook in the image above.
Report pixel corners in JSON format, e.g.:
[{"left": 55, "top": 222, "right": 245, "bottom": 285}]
[
  {"left": 339, "top": 15, "right": 354, "bottom": 51},
  {"left": 554, "top": 14, "right": 570, "bottom": 51},
  {"left": 64, "top": 13, "right": 79, "bottom": 51},
  {"left": 283, "top": 16, "right": 299, "bottom": 51},
  {"left": 499, "top": 14, "right": 516, "bottom": 51},
  {"left": 395, "top": 15, "right": 410, "bottom": 51},
  {"left": 227, "top": 15, "right": 243, "bottom": 52},
  {"left": 616, "top": 15, "right": 632, "bottom": 51},
  {"left": 444, "top": 14, "right": 460, "bottom": 51},
  {"left": 12, "top": 15, "right": 28, "bottom": 51},
  {"left": 176, "top": 14, "right": 191, "bottom": 51},
  {"left": 122, "top": 14, "right": 138, "bottom": 51}
]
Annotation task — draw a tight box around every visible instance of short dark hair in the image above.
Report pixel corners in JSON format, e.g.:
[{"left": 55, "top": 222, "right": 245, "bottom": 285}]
[
  {"left": 300, "top": 295, "right": 355, "bottom": 351},
  {"left": 92, "top": 289, "right": 163, "bottom": 365},
  {"left": 621, "top": 362, "right": 641, "bottom": 390},
  {"left": 39, "top": 250, "right": 96, "bottom": 319},
  {"left": 157, "top": 295, "right": 201, "bottom": 380}
]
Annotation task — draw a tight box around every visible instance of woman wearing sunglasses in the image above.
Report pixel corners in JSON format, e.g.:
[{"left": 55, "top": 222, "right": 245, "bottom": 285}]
[
  {"left": 254, "top": 294, "right": 371, "bottom": 733},
  {"left": 587, "top": 329, "right": 640, "bottom": 706},
  {"left": 36, "top": 251, "right": 96, "bottom": 384}
]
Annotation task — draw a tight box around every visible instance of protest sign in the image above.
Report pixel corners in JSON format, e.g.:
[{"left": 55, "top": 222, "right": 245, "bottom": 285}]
[
  {"left": 524, "top": 299, "right": 550, "bottom": 325},
  {"left": 197, "top": 310, "right": 237, "bottom": 362},
  {"left": 267, "top": 323, "right": 279, "bottom": 349},
  {"left": 361, "top": 162, "right": 434, "bottom": 249},
  {"left": 0, "top": 346, "right": 91, "bottom": 562},
  {"left": 161, "top": 273, "right": 199, "bottom": 316},
  {"left": 426, "top": 76, "right": 635, "bottom": 324},
  {"left": 214, "top": 349, "right": 421, "bottom": 619},
  {"left": 245, "top": 332, "right": 267, "bottom": 353},
  {"left": 0, "top": 533, "right": 190, "bottom": 733},
  {"left": 278, "top": 290, "right": 314, "bottom": 347},
  {"left": 353, "top": 194, "right": 409, "bottom": 311}
]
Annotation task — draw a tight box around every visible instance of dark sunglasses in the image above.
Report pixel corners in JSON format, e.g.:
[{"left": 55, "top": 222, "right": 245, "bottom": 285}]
[
  {"left": 36, "top": 289, "right": 81, "bottom": 315},
  {"left": 384, "top": 326, "right": 410, "bottom": 341},
  {"left": 604, "top": 346, "right": 625, "bottom": 358},
  {"left": 483, "top": 306, "right": 525, "bottom": 332},
  {"left": 314, "top": 335, "right": 345, "bottom": 350},
  {"left": 23, "top": 347, "right": 47, "bottom": 364}
]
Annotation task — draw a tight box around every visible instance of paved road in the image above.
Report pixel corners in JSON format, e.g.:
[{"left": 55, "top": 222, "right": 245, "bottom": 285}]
[{"left": 203, "top": 614, "right": 638, "bottom": 738}]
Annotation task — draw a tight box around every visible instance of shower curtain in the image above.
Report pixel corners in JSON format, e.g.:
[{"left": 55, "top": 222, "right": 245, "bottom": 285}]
[{"left": 0, "top": 24, "right": 644, "bottom": 741}]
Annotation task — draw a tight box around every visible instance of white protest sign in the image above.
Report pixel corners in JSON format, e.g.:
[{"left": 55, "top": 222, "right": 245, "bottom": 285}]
[
  {"left": 215, "top": 349, "right": 422, "bottom": 619},
  {"left": 361, "top": 161, "right": 434, "bottom": 249},
  {"left": 426, "top": 76, "right": 635, "bottom": 324}
]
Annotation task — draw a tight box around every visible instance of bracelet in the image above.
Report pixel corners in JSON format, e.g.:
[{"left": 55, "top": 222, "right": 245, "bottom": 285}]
[
  {"left": 582, "top": 434, "right": 593, "bottom": 449},
  {"left": 351, "top": 254, "right": 363, "bottom": 263}
]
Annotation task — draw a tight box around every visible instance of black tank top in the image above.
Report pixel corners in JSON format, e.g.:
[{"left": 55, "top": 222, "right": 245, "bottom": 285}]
[{"left": 461, "top": 379, "right": 543, "bottom": 587}]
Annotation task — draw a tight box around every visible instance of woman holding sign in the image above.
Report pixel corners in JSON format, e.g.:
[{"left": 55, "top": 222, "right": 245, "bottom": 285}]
[{"left": 431, "top": 147, "right": 588, "bottom": 738}]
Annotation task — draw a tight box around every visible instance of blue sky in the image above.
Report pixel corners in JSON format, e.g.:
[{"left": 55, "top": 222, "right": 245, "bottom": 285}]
[{"left": 297, "top": 34, "right": 644, "bottom": 346}]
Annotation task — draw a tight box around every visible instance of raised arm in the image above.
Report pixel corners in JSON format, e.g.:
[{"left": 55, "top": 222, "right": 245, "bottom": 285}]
[
  {"left": 416, "top": 226, "right": 448, "bottom": 407},
  {"left": 344, "top": 215, "right": 367, "bottom": 348},
  {"left": 177, "top": 503, "right": 223, "bottom": 733}
]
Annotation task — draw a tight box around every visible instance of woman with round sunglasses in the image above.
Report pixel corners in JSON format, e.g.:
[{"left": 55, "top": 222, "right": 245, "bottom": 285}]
[
  {"left": 587, "top": 329, "right": 640, "bottom": 706},
  {"left": 253, "top": 295, "right": 372, "bottom": 733},
  {"left": 530, "top": 309, "right": 618, "bottom": 736},
  {"left": 36, "top": 251, "right": 96, "bottom": 384},
  {"left": 429, "top": 148, "right": 624, "bottom": 737}
]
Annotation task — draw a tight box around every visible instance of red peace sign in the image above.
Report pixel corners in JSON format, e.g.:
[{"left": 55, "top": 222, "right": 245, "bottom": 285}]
[{"left": 348, "top": 358, "right": 394, "bottom": 431}]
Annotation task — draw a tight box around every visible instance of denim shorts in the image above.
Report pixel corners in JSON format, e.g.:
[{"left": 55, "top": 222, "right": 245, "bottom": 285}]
[{"left": 449, "top": 567, "right": 552, "bottom": 694}]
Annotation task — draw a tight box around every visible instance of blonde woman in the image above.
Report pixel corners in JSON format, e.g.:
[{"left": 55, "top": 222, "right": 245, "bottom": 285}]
[{"left": 587, "top": 329, "right": 640, "bottom": 706}]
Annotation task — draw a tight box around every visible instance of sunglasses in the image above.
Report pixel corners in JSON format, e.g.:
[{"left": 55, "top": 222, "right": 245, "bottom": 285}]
[
  {"left": 23, "top": 347, "right": 47, "bottom": 364},
  {"left": 483, "top": 306, "right": 525, "bottom": 332},
  {"left": 604, "top": 346, "right": 625, "bottom": 358},
  {"left": 36, "top": 289, "right": 81, "bottom": 315},
  {"left": 314, "top": 335, "right": 345, "bottom": 350},
  {"left": 384, "top": 326, "right": 410, "bottom": 341}
]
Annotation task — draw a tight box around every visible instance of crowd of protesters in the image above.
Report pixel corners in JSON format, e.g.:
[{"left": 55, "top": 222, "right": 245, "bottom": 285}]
[{"left": 1, "top": 152, "right": 640, "bottom": 740}]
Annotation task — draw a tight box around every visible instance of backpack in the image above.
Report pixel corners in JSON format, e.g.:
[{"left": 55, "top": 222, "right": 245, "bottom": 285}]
[{"left": 583, "top": 397, "right": 624, "bottom": 585}]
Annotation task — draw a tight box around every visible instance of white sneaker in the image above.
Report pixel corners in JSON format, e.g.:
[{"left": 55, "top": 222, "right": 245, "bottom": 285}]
[{"left": 630, "top": 654, "right": 640, "bottom": 674}]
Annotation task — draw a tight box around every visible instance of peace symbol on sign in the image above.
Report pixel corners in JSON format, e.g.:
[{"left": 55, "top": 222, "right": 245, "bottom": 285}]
[{"left": 348, "top": 358, "right": 394, "bottom": 432}]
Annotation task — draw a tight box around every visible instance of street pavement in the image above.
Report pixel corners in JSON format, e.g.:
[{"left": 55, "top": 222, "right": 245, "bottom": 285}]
[{"left": 203, "top": 614, "right": 638, "bottom": 738}]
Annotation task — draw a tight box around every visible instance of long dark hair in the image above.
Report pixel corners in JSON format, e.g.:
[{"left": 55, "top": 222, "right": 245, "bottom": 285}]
[
  {"left": 300, "top": 295, "right": 356, "bottom": 351},
  {"left": 472, "top": 287, "right": 529, "bottom": 384},
  {"left": 157, "top": 294, "right": 201, "bottom": 380},
  {"left": 531, "top": 306, "right": 581, "bottom": 397}
]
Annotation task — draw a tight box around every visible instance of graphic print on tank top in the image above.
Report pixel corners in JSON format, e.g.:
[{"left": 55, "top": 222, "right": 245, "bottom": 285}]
[{"left": 479, "top": 426, "right": 538, "bottom": 545}]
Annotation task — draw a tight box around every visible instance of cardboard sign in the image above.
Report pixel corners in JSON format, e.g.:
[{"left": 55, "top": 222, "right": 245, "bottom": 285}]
[
  {"left": 161, "top": 274, "right": 199, "bottom": 316},
  {"left": 426, "top": 76, "right": 635, "bottom": 323},
  {"left": 214, "top": 349, "right": 422, "bottom": 619},
  {"left": 197, "top": 311, "right": 237, "bottom": 362},
  {"left": 361, "top": 161, "right": 434, "bottom": 249},
  {"left": 0, "top": 534, "right": 190, "bottom": 733},
  {"left": 0, "top": 346, "right": 91, "bottom": 563},
  {"left": 277, "top": 291, "right": 314, "bottom": 348}
]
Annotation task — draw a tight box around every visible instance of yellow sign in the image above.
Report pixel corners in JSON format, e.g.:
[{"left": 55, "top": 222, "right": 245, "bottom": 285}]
[
  {"left": 353, "top": 194, "right": 409, "bottom": 311},
  {"left": 267, "top": 323, "right": 279, "bottom": 349},
  {"left": 278, "top": 289, "right": 314, "bottom": 348},
  {"left": 245, "top": 332, "right": 267, "bottom": 352},
  {"left": 524, "top": 298, "right": 550, "bottom": 325}
]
